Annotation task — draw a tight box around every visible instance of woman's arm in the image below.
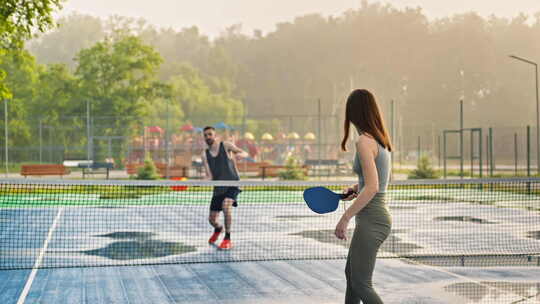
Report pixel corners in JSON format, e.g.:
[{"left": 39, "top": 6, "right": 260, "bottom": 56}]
[{"left": 335, "top": 135, "right": 380, "bottom": 240}]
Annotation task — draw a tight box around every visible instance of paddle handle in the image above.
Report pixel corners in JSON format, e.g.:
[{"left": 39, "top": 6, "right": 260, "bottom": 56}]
[{"left": 338, "top": 189, "right": 357, "bottom": 200}]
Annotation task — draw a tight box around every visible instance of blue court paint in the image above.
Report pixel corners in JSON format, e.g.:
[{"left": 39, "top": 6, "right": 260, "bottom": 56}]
[
  {"left": 284, "top": 260, "right": 346, "bottom": 291},
  {"left": 226, "top": 262, "right": 307, "bottom": 298},
  {"left": 89, "top": 267, "right": 128, "bottom": 304},
  {"left": 152, "top": 264, "right": 219, "bottom": 303},
  {"left": 0, "top": 270, "right": 31, "bottom": 304},
  {"left": 2, "top": 259, "right": 539, "bottom": 303},
  {"left": 23, "top": 267, "right": 52, "bottom": 304},
  {"left": 188, "top": 263, "right": 261, "bottom": 301},
  {"left": 116, "top": 266, "right": 174, "bottom": 304}
]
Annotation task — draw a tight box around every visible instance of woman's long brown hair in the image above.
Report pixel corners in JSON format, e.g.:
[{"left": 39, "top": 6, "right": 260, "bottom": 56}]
[{"left": 341, "top": 89, "right": 393, "bottom": 152}]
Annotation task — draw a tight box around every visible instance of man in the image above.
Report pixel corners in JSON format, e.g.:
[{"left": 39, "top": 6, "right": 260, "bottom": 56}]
[{"left": 202, "top": 126, "right": 248, "bottom": 250}]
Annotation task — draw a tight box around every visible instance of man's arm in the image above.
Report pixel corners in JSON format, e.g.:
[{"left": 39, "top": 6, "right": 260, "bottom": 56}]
[
  {"left": 201, "top": 152, "right": 213, "bottom": 180},
  {"left": 224, "top": 141, "right": 249, "bottom": 159}
]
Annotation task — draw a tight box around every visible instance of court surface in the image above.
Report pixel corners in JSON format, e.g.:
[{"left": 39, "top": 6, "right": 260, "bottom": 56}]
[
  {"left": 1, "top": 180, "right": 539, "bottom": 303},
  {"left": 1, "top": 259, "right": 539, "bottom": 303}
]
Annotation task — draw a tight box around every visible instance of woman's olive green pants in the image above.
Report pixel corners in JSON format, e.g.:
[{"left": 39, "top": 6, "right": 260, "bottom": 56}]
[{"left": 345, "top": 193, "right": 392, "bottom": 304}]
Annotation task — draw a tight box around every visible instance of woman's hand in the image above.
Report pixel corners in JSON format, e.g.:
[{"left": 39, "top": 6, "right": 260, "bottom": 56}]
[
  {"left": 335, "top": 215, "right": 351, "bottom": 240},
  {"left": 341, "top": 186, "right": 358, "bottom": 201}
]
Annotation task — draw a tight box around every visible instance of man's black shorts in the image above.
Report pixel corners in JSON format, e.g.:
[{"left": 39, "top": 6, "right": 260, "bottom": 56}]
[{"left": 210, "top": 187, "right": 241, "bottom": 211}]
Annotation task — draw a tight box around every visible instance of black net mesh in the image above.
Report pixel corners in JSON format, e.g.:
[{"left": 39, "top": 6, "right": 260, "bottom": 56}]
[{"left": 1, "top": 178, "right": 539, "bottom": 270}]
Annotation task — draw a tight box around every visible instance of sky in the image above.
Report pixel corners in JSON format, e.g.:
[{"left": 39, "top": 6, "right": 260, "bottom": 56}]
[{"left": 58, "top": 0, "right": 540, "bottom": 37}]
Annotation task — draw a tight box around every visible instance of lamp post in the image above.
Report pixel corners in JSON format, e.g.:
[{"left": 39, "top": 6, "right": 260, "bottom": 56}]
[{"left": 509, "top": 55, "right": 539, "bottom": 174}]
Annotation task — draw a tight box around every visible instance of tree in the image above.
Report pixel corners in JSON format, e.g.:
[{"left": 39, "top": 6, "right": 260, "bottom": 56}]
[
  {"left": 75, "top": 35, "right": 164, "bottom": 135},
  {"left": 0, "top": 49, "right": 44, "bottom": 163},
  {"left": 0, "top": 0, "right": 62, "bottom": 99},
  {"left": 408, "top": 156, "right": 440, "bottom": 179},
  {"left": 32, "top": 63, "right": 82, "bottom": 150},
  {"left": 27, "top": 13, "right": 106, "bottom": 68},
  {"left": 168, "top": 63, "right": 244, "bottom": 127},
  {"left": 0, "top": 0, "right": 62, "bottom": 48}
]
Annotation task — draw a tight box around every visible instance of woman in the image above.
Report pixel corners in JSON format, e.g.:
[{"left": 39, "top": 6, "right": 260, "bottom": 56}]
[{"left": 335, "top": 89, "right": 393, "bottom": 304}]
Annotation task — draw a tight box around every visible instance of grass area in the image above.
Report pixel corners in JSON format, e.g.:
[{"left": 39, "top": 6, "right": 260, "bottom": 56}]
[{"left": 0, "top": 162, "right": 30, "bottom": 174}]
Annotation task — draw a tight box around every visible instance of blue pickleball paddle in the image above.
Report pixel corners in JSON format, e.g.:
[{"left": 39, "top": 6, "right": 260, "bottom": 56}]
[{"left": 303, "top": 187, "right": 356, "bottom": 214}]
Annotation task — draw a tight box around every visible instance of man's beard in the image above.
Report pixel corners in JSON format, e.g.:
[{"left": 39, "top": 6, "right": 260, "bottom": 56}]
[{"left": 205, "top": 138, "right": 215, "bottom": 146}]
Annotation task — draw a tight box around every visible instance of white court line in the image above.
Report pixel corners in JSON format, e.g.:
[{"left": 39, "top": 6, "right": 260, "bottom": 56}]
[{"left": 16, "top": 208, "right": 64, "bottom": 304}]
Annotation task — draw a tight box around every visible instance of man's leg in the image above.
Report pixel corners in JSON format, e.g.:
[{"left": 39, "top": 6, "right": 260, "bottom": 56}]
[
  {"left": 222, "top": 198, "right": 234, "bottom": 233},
  {"left": 208, "top": 210, "right": 222, "bottom": 244},
  {"left": 218, "top": 198, "right": 234, "bottom": 249},
  {"left": 208, "top": 210, "right": 221, "bottom": 229}
]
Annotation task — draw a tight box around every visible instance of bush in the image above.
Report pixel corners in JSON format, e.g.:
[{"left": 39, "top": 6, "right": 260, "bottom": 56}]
[
  {"left": 408, "top": 156, "right": 440, "bottom": 179},
  {"left": 278, "top": 155, "right": 307, "bottom": 180},
  {"left": 136, "top": 158, "right": 160, "bottom": 180}
]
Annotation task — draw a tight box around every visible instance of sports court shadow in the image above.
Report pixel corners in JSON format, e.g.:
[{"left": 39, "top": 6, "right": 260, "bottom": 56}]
[
  {"left": 290, "top": 229, "right": 422, "bottom": 254},
  {"left": 81, "top": 231, "right": 196, "bottom": 260},
  {"left": 274, "top": 215, "right": 323, "bottom": 221},
  {"left": 444, "top": 282, "right": 540, "bottom": 303},
  {"left": 434, "top": 216, "right": 496, "bottom": 224},
  {"left": 526, "top": 230, "right": 540, "bottom": 240}
]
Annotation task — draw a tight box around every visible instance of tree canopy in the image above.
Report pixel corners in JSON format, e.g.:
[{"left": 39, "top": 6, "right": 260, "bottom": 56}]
[
  {"left": 2, "top": 2, "right": 539, "bottom": 163},
  {"left": 0, "top": 0, "right": 62, "bottom": 99}
]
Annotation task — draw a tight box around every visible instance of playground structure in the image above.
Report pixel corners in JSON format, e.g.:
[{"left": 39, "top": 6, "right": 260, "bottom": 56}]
[{"left": 124, "top": 124, "right": 345, "bottom": 178}]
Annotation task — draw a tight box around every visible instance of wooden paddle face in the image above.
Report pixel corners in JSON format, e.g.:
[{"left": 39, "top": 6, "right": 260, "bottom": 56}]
[{"left": 303, "top": 187, "right": 340, "bottom": 214}]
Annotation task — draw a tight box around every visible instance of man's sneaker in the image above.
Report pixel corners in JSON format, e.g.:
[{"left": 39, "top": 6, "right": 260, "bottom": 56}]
[
  {"left": 208, "top": 231, "right": 221, "bottom": 244},
  {"left": 218, "top": 239, "right": 232, "bottom": 250}
]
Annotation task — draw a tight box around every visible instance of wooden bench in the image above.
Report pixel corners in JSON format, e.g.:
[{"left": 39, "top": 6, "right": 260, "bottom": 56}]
[
  {"left": 304, "top": 159, "right": 346, "bottom": 176},
  {"left": 259, "top": 165, "right": 309, "bottom": 180},
  {"left": 21, "top": 164, "right": 70, "bottom": 178},
  {"left": 158, "top": 164, "right": 189, "bottom": 178},
  {"left": 237, "top": 162, "right": 270, "bottom": 175},
  {"left": 126, "top": 163, "right": 189, "bottom": 178},
  {"left": 125, "top": 163, "right": 140, "bottom": 176}
]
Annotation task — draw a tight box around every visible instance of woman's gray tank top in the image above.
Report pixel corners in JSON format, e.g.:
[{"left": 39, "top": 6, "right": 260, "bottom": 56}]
[{"left": 352, "top": 138, "right": 391, "bottom": 193}]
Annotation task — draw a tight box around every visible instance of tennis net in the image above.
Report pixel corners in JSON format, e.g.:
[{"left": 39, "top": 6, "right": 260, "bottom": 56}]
[{"left": 0, "top": 178, "right": 539, "bottom": 270}]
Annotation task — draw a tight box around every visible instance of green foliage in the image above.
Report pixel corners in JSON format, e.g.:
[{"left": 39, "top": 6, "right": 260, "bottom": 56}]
[
  {"left": 0, "top": 58, "right": 10, "bottom": 100},
  {"left": 408, "top": 156, "right": 441, "bottom": 180},
  {"left": 33, "top": 63, "right": 82, "bottom": 147},
  {"left": 26, "top": 5, "right": 540, "bottom": 132},
  {"left": 3, "top": 4, "right": 540, "bottom": 166},
  {"left": 168, "top": 62, "right": 244, "bottom": 127},
  {"left": 27, "top": 13, "right": 105, "bottom": 68},
  {"left": 0, "top": 0, "right": 62, "bottom": 48},
  {"left": 75, "top": 35, "right": 164, "bottom": 137},
  {"left": 136, "top": 158, "right": 160, "bottom": 180},
  {"left": 278, "top": 155, "right": 307, "bottom": 180},
  {"left": 0, "top": 49, "right": 40, "bottom": 146},
  {"left": 0, "top": 29, "right": 246, "bottom": 164},
  {"left": 0, "top": 0, "right": 61, "bottom": 99}
]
